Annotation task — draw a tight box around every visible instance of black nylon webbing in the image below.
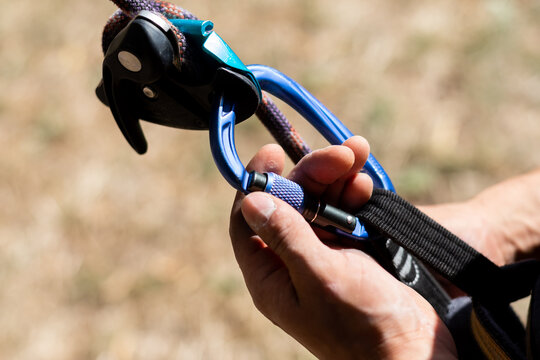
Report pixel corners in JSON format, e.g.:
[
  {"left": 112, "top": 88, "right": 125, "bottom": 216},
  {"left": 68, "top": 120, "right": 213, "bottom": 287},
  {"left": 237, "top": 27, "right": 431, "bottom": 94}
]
[
  {"left": 357, "top": 188, "right": 519, "bottom": 304},
  {"left": 368, "top": 238, "right": 451, "bottom": 318}
]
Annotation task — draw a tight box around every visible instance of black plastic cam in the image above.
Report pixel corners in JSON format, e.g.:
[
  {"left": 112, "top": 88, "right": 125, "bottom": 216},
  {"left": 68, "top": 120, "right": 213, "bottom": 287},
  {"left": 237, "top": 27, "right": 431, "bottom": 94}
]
[{"left": 96, "top": 11, "right": 261, "bottom": 154}]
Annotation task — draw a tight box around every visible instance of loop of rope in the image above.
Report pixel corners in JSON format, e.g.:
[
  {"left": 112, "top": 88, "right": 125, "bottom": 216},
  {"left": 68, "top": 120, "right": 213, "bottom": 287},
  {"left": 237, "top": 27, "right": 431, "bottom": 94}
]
[
  {"left": 102, "top": 0, "right": 197, "bottom": 65},
  {"left": 109, "top": 0, "right": 196, "bottom": 20}
]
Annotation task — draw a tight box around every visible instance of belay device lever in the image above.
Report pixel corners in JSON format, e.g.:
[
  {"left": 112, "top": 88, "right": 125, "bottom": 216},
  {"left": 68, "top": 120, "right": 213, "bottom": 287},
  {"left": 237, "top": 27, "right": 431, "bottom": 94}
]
[
  {"left": 96, "top": 10, "right": 395, "bottom": 240},
  {"left": 96, "top": 11, "right": 261, "bottom": 153}
]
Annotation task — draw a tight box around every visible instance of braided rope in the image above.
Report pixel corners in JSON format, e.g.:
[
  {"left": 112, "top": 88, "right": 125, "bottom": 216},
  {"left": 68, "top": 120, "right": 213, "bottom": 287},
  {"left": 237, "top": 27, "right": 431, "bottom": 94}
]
[
  {"left": 102, "top": 0, "right": 196, "bottom": 61},
  {"left": 101, "top": 0, "right": 312, "bottom": 164},
  {"left": 110, "top": 0, "right": 161, "bottom": 16},
  {"left": 109, "top": 0, "right": 196, "bottom": 19},
  {"left": 256, "top": 94, "right": 311, "bottom": 163},
  {"left": 102, "top": 9, "right": 131, "bottom": 54}
]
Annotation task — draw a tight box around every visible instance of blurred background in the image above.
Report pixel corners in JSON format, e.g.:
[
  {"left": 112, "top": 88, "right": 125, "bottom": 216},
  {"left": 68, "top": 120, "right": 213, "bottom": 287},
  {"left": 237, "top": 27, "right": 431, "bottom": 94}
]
[{"left": 0, "top": 0, "right": 539, "bottom": 358}]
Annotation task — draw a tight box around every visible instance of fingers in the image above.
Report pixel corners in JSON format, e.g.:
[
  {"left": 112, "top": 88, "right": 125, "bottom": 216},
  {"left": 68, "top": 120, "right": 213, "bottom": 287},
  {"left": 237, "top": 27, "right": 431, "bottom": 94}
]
[
  {"left": 341, "top": 172, "right": 374, "bottom": 210},
  {"left": 241, "top": 192, "right": 328, "bottom": 285},
  {"left": 244, "top": 143, "right": 287, "bottom": 174},
  {"left": 288, "top": 145, "right": 355, "bottom": 196},
  {"left": 230, "top": 138, "right": 371, "bottom": 298},
  {"left": 342, "top": 136, "right": 371, "bottom": 177},
  {"left": 229, "top": 144, "right": 286, "bottom": 269},
  {"left": 288, "top": 136, "right": 372, "bottom": 208}
]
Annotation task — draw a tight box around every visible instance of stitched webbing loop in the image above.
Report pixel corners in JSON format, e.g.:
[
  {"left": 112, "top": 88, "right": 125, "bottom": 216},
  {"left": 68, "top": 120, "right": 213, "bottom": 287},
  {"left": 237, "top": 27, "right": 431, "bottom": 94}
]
[{"left": 357, "top": 188, "right": 540, "bottom": 305}]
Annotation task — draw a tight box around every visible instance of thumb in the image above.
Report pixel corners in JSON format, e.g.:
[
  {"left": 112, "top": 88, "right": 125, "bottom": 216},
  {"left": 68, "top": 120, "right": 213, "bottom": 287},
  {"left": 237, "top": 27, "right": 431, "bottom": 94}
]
[{"left": 241, "top": 192, "right": 328, "bottom": 275}]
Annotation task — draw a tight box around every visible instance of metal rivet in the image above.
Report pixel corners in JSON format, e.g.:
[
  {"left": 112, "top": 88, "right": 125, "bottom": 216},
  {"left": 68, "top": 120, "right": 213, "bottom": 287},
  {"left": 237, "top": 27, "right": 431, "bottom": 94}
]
[
  {"left": 347, "top": 216, "right": 354, "bottom": 224},
  {"left": 118, "top": 51, "right": 142, "bottom": 72},
  {"left": 143, "top": 86, "right": 157, "bottom": 99}
]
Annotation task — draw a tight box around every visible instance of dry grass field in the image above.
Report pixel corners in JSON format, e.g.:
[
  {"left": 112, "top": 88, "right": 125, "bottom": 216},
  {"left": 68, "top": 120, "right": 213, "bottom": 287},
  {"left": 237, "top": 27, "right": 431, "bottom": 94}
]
[{"left": 0, "top": 0, "right": 539, "bottom": 358}]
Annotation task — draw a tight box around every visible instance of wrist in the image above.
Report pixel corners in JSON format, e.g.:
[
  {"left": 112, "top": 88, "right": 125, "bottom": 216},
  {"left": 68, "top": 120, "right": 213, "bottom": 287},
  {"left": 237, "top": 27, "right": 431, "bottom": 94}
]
[
  {"left": 471, "top": 171, "right": 540, "bottom": 263},
  {"left": 467, "top": 196, "right": 514, "bottom": 265},
  {"left": 462, "top": 197, "right": 512, "bottom": 265},
  {"left": 314, "top": 298, "right": 457, "bottom": 360},
  {"left": 420, "top": 169, "right": 540, "bottom": 265},
  {"left": 378, "top": 305, "right": 457, "bottom": 360},
  {"left": 382, "top": 336, "right": 457, "bottom": 360},
  {"left": 419, "top": 200, "right": 508, "bottom": 265}
]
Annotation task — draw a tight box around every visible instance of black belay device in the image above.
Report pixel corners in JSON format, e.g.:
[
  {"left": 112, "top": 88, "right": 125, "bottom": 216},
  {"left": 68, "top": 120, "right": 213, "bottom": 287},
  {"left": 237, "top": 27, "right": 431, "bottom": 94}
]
[{"left": 96, "top": 11, "right": 260, "bottom": 154}]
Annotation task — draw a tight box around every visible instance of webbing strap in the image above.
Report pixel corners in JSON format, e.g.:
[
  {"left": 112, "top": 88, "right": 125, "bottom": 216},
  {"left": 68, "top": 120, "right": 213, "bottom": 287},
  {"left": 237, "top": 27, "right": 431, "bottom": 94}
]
[
  {"left": 369, "top": 238, "right": 451, "bottom": 318},
  {"left": 471, "top": 300, "right": 528, "bottom": 360},
  {"left": 357, "top": 188, "right": 539, "bottom": 305},
  {"left": 471, "top": 308, "right": 514, "bottom": 360},
  {"left": 528, "top": 276, "right": 540, "bottom": 359}
]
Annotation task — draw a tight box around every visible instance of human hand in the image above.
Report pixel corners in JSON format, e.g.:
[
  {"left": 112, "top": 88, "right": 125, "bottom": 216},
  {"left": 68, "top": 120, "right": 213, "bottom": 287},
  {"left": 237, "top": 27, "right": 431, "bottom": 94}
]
[{"left": 229, "top": 137, "right": 457, "bottom": 360}]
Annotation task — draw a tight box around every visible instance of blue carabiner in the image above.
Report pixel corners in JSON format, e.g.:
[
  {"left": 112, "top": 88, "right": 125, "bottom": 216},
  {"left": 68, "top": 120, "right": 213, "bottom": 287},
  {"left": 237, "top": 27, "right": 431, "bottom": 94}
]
[
  {"left": 209, "top": 65, "right": 395, "bottom": 240},
  {"left": 168, "top": 19, "right": 393, "bottom": 192},
  {"left": 98, "top": 14, "right": 394, "bottom": 241}
]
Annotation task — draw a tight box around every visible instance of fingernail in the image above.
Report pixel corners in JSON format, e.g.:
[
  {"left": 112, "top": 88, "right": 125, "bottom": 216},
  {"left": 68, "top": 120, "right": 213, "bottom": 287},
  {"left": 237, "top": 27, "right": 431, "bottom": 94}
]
[{"left": 243, "top": 193, "right": 276, "bottom": 231}]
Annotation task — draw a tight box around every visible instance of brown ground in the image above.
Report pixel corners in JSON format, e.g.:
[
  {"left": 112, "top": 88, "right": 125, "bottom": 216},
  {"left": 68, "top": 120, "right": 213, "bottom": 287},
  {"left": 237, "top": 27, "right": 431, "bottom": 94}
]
[{"left": 0, "top": 0, "right": 539, "bottom": 358}]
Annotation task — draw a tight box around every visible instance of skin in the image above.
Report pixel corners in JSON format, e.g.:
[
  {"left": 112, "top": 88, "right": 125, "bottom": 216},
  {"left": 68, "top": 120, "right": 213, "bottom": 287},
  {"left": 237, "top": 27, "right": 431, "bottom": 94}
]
[
  {"left": 420, "top": 168, "right": 540, "bottom": 266},
  {"left": 229, "top": 136, "right": 540, "bottom": 359}
]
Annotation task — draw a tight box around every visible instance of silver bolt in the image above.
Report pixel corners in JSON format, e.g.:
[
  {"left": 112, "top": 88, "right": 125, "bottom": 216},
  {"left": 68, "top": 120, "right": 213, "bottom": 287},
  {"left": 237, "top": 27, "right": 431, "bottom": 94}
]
[
  {"left": 347, "top": 216, "right": 354, "bottom": 224},
  {"left": 118, "top": 51, "right": 142, "bottom": 72},
  {"left": 143, "top": 86, "right": 157, "bottom": 99}
]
